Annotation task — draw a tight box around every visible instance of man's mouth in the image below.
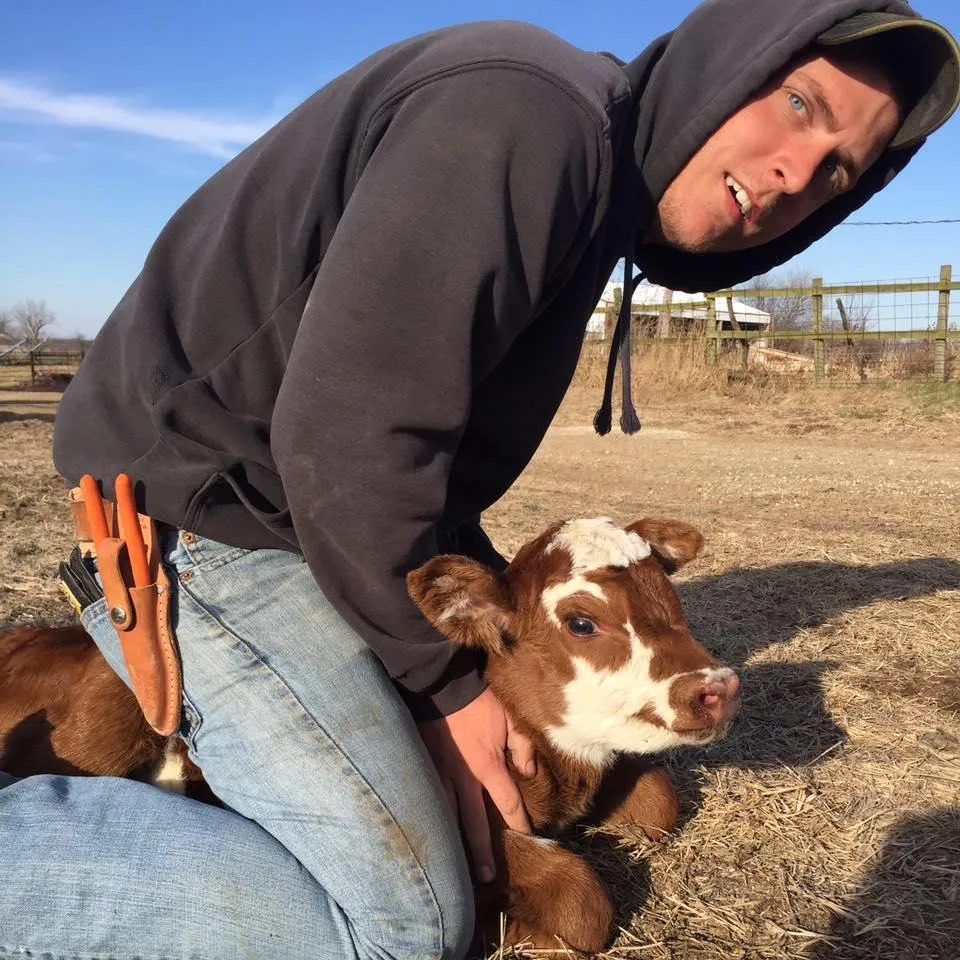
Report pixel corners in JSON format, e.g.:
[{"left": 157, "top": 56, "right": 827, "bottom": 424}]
[{"left": 725, "top": 174, "right": 754, "bottom": 220}]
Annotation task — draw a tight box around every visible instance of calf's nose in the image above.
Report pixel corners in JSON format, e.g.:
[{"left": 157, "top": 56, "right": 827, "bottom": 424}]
[
  {"left": 672, "top": 668, "right": 741, "bottom": 732},
  {"left": 700, "top": 670, "right": 740, "bottom": 724}
]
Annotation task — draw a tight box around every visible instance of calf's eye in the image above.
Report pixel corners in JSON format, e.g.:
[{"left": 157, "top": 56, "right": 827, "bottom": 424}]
[{"left": 566, "top": 617, "right": 597, "bottom": 638}]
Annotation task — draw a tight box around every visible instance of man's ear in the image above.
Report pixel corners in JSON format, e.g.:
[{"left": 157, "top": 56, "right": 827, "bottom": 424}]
[
  {"left": 626, "top": 518, "right": 705, "bottom": 574},
  {"left": 407, "top": 556, "right": 511, "bottom": 656}
]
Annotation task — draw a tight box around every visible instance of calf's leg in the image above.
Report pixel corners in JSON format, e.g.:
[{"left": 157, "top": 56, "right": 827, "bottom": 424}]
[
  {"left": 590, "top": 758, "right": 680, "bottom": 840},
  {"left": 477, "top": 831, "right": 613, "bottom": 953}
]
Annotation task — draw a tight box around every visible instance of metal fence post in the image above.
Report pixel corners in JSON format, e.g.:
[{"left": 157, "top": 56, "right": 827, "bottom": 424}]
[
  {"left": 812, "top": 278, "right": 825, "bottom": 379},
  {"left": 706, "top": 294, "right": 718, "bottom": 365},
  {"left": 934, "top": 263, "right": 952, "bottom": 382}
]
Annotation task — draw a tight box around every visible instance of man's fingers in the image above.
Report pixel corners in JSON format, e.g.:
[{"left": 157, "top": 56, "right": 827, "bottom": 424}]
[
  {"left": 418, "top": 688, "right": 535, "bottom": 884},
  {"left": 482, "top": 763, "right": 532, "bottom": 835},
  {"left": 506, "top": 716, "right": 536, "bottom": 777},
  {"left": 456, "top": 775, "right": 496, "bottom": 883}
]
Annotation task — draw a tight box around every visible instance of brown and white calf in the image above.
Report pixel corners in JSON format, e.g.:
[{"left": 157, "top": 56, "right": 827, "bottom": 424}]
[
  {"left": 0, "top": 515, "right": 738, "bottom": 954},
  {"left": 408, "top": 516, "right": 739, "bottom": 953},
  {"left": 0, "top": 623, "right": 211, "bottom": 800}
]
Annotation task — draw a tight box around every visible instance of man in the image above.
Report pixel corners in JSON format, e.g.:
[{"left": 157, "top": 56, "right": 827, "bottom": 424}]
[{"left": 2, "top": 0, "right": 957, "bottom": 956}]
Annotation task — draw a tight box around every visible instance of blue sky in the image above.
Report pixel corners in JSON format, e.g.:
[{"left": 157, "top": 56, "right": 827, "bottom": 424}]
[{"left": 2, "top": 0, "right": 959, "bottom": 337}]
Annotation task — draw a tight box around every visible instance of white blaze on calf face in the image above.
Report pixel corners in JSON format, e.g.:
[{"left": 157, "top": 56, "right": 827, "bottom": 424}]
[
  {"left": 539, "top": 518, "right": 725, "bottom": 766},
  {"left": 548, "top": 518, "right": 651, "bottom": 574},
  {"left": 547, "top": 627, "right": 725, "bottom": 765},
  {"left": 541, "top": 578, "right": 606, "bottom": 627},
  {"left": 541, "top": 518, "right": 651, "bottom": 627}
]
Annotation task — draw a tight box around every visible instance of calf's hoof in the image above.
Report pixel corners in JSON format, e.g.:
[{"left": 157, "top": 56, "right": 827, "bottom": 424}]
[{"left": 500, "top": 834, "right": 614, "bottom": 954}]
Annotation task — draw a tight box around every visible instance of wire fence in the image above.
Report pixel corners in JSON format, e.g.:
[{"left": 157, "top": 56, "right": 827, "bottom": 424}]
[
  {"left": 599, "top": 264, "right": 960, "bottom": 384},
  {"left": 0, "top": 349, "right": 84, "bottom": 390},
  {"left": 3, "top": 267, "right": 960, "bottom": 392}
]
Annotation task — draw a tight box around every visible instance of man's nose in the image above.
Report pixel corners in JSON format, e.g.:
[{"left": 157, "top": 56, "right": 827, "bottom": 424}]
[{"left": 772, "top": 142, "right": 827, "bottom": 195}]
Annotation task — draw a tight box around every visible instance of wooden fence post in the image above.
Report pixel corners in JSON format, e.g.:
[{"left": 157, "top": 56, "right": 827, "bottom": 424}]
[
  {"left": 706, "top": 294, "right": 718, "bottom": 365},
  {"left": 934, "top": 263, "right": 952, "bottom": 382},
  {"left": 657, "top": 287, "right": 673, "bottom": 338},
  {"left": 812, "top": 277, "right": 825, "bottom": 379},
  {"left": 725, "top": 296, "right": 749, "bottom": 372},
  {"left": 606, "top": 286, "right": 622, "bottom": 341}
]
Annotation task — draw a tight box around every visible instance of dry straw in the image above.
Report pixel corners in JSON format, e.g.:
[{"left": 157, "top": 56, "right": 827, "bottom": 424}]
[{"left": 1, "top": 378, "right": 958, "bottom": 960}]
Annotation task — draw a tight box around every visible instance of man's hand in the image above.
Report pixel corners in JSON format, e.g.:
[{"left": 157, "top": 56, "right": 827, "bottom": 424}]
[{"left": 418, "top": 687, "right": 536, "bottom": 884}]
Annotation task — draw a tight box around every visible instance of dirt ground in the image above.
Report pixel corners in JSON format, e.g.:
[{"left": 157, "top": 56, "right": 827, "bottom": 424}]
[{"left": 2, "top": 385, "right": 959, "bottom": 959}]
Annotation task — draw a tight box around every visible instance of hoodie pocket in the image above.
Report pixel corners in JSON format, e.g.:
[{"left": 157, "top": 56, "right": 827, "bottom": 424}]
[{"left": 186, "top": 470, "right": 291, "bottom": 531}]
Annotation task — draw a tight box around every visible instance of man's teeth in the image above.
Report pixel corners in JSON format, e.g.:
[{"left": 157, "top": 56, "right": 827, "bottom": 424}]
[{"left": 725, "top": 175, "right": 753, "bottom": 216}]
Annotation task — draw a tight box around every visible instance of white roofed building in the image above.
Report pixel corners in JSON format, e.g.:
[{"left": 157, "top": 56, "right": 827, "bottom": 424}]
[{"left": 587, "top": 280, "right": 771, "bottom": 339}]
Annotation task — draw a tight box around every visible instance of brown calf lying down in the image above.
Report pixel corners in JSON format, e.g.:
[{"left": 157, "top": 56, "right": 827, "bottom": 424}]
[
  {"left": 408, "top": 516, "right": 740, "bottom": 952},
  {"left": 0, "top": 624, "right": 212, "bottom": 801},
  {"left": 0, "top": 516, "right": 738, "bottom": 953}
]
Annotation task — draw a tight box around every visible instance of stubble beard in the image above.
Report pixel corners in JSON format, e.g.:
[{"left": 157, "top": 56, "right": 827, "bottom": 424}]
[{"left": 653, "top": 195, "right": 726, "bottom": 255}]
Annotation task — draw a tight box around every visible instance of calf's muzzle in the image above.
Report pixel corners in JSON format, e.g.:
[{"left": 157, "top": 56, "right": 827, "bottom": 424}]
[{"left": 669, "top": 668, "right": 741, "bottom": 737}]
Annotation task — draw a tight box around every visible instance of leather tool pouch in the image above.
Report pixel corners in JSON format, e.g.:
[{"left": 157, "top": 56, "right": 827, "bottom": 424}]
[{"left": 68, "top": 487, "right": 183, "bottom": 736}]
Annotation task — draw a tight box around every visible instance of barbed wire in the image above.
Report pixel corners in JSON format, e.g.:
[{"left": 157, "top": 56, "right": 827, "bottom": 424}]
[{"left": 841, "top": 217, "right": 960, "bottom": 225}]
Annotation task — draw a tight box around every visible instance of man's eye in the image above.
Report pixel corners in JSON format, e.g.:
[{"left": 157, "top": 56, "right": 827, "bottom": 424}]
[
  {"left": 566, "top": 617, "right": 598, "bottom": 637},
  {"left": 788, "top": 92, "right": 807, "bottom": 114},
  {"left": 822, "top": 158, "right": 843, "bottom": 187}
]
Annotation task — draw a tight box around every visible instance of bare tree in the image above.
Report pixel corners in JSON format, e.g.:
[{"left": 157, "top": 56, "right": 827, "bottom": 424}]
[
  {"left": 824, "top": 292, "right": 873, "bottom": 334},
  {"left": 12, "top": 300, "right": 56, "bottom": 344},
  {"left": 0, "top": 309, "right": 12, "bottom": 341},
  {"left": 743, "top": 268, "right": 814, "bottom": 354},
  {"left": 833, "top": 297, "right": 870, "bottom": 381}
]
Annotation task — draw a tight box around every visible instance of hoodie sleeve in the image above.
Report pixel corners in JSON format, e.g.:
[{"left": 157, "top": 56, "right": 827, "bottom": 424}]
[
  {"left": 270, "top": 67, "right": 605, "bottom": 719},
  {"left": 446, "top": 517, "right": 509, "bottom": 574}
]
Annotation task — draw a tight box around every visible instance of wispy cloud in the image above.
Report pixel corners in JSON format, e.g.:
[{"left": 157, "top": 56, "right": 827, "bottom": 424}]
[{"left": 0, "top": 76, "right": 276, "bottom": 158}]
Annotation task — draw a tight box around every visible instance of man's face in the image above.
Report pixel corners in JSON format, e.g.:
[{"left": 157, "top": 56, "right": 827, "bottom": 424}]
[{"left": 645, "top": 51, "right": 901, "bottom": 254}]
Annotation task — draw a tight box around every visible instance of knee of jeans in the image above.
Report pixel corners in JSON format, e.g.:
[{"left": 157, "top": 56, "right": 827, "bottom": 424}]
[
  {"left": 365, "top": 866, "right": 475, "bottom": 960},
  {"left": 435, "top": 869, "right": 475, "bottom": 960}
]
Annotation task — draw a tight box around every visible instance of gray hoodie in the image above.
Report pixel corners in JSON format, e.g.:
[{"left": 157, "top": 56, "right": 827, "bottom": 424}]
[{"left": 54, "top": 0, "right": 923, "bottom": 718}]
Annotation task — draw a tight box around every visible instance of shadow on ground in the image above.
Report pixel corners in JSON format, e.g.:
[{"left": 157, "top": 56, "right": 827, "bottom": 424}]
[
  {"left": 0, "top": 410, "right": 57, "bottom": 424},
  {"left": 805, "top": 806, "right": 960, "bottom": 960},
  {"left": 577, "top": 557, "right": 960, "bottom": 919},
  {"left": 678, "top": 556, "right": 960, "bottom": 666}
]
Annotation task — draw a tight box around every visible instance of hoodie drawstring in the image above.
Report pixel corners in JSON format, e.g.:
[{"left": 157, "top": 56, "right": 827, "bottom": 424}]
[{"left": 593, "top": 254, "right": 644, "bottom": 436}]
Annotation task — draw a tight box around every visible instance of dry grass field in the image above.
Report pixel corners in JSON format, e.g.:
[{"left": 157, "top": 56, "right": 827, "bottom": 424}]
[
  {"left": 0, "top": 363, "right": 77, "bottom": 391},
  {"left": 1, "top": 365, "right": 959, "bottom": 958}
]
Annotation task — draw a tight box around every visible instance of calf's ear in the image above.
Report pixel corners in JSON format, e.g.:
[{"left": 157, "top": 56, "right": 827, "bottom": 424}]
[
  {"left": 626, "top": 519, "right": 705, "bottom": 574},
  {"left": 407, "top": 557, "right": 511, "bottom": 655}
]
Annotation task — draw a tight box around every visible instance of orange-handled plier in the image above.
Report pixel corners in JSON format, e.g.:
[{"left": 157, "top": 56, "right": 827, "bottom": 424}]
[
  {"left": 79, "top": 474, "right": 110, "bottom": 544},
  {"left": 79, "top": 472, "right": 151, "bottom": 588},
  {"left": 115, "top": 473, "right": 151, "bottom": 588}
]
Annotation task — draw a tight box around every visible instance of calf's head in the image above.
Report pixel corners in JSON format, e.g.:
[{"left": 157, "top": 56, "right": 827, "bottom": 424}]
[{"left": 409, "top": 517, "right": 739, "bottom": 767}]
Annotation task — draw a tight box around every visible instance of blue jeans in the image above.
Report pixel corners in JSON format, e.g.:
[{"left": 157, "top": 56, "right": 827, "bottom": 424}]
[{"left": 0, "top": 532, "right": 474, "bottom": 959}]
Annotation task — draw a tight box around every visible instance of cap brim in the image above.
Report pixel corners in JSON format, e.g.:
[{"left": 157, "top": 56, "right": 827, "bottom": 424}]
[{"left": 818, "top": 13, "right": 960, "bottom": 148}]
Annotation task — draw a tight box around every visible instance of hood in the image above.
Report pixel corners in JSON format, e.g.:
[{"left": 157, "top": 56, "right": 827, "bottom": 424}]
[{"left": 623, "top": 0, "right": 925, "bottom": 292}]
